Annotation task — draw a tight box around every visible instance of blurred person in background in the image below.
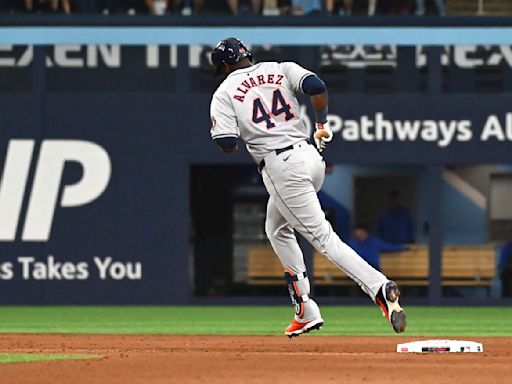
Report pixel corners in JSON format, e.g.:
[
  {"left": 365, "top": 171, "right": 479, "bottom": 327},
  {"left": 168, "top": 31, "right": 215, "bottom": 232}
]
[
  {"left": 415, "top": 0, "right": 445, "bottom": 15},
  {"left": 95, "top": 0, "right": 147, "bottom": 14},
  {"left": 25, "top": 0, "right": 71, "bottom": 13},
  {"left": 170, "top": 0, "right": 204, "bottom": 15},
  {"left": 292, "top": 0, "right": 321, "bottom": 15},
  {"left": 499, "top": 237, "right": 512, "bottom": 297},
  {"left": 147, "top": 0, "right": 202, "bottom": 15},
  {"left": 348, "top": 223, "right": 407, "bottom": 270},
  {"left": 228, "top": 0, "right": 262, "bottom": 14},
  {"left": 381, "top": 0, "right": 411, "bottom": 14},
  {"left": 277, "top": 0, "right": 291, "bottom": 14},
  {"left": 325, "top": 0, "right": 351, "bottom": 15},
  {"left": 71, "top": 0, "right": 94, "bottom": 12},
  {"left": 325, "top": 0, "right": 377, "bottom": 15},
  {"left": 96, "top": 0, "right": 116, "bottom": 13},
  {"left": 0, "top": 0, "right": 27, "bottom": 12},
  {"left": 377, "top": 189, "right": 415, "bottom": 244},
  {"left": 146, "top": 0, "right": 169, "bottom": 14}
]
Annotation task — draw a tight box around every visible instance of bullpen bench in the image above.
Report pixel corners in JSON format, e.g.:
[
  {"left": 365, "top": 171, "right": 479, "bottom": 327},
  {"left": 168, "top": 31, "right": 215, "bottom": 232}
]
[
  {"left": 246, "top": 245, "right": 286, "bottom": 285},
  {"left": 247, "top": 244, "right": 495, "bottom": 288}
]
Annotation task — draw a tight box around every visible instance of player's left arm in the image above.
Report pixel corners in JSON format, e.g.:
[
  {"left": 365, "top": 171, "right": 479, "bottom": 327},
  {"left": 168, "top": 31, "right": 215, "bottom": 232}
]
[{"left": 210, "top": 91, "right": 240, "bottom": 153}]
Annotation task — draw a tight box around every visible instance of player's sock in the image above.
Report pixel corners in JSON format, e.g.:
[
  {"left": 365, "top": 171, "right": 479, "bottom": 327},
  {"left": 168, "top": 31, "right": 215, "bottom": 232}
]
[{"left": 284, "top": 269, "right": 321, "bottom": 322}]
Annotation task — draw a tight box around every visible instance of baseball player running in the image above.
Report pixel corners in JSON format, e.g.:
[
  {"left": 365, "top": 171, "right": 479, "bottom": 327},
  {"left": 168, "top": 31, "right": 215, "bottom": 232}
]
[{"left": 209, "top": 38, "right": 407, "bottom": 337}]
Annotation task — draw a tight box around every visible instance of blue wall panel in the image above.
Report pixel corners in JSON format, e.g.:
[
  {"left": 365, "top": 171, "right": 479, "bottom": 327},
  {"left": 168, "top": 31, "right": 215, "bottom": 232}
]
[{"left": 0, "top": 91, "right": 511, "bottom": 304}]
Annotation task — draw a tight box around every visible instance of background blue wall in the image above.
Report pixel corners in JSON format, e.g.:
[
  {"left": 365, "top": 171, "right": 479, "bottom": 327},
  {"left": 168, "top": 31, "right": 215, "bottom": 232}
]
[
  {"left": 321, "top": 165, "right": 488, "bottom": 245},
  {"left": 1, "top": 37, "right": 512, "bottom": 303}
]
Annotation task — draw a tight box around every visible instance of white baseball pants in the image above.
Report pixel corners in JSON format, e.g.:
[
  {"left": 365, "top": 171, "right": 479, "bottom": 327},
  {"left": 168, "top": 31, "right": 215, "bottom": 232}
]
[{"left": 261, "top": 141, "right": 387, "bottom": 301}]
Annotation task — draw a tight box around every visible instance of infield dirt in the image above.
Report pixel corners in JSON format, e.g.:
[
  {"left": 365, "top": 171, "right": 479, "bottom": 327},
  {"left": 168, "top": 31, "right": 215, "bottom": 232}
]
[{"left": 0, "top": 334, "right": 510, "bottom": 383}]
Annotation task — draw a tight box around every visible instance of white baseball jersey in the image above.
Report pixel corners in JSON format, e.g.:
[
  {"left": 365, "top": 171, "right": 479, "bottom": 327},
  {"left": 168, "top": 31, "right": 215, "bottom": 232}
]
[{"left": 210, "top": 61, "right": 314, "bottom": 163}]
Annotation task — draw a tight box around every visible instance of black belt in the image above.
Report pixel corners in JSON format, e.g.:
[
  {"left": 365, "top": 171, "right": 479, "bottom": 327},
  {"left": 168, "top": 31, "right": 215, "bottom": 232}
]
[{"left": 258, "top": 140, "right": 310, "bottom": 173}]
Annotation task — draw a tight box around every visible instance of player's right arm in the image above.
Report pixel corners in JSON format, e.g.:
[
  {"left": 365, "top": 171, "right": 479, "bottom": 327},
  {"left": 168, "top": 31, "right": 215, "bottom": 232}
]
[
  {"left": 281, "top": 62, "right": 333, "bottom": 152},
  {"left": 210, "top": 90, "right": 240, "bottom": 154}
]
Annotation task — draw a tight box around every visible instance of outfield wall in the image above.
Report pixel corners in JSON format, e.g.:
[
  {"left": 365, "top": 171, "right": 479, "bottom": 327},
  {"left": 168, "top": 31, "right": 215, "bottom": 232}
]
[
  {"left": 0, "top": 20, "right": 512, "bottom": 303},
  {"left": 0, "top": 94, "right": 511, "bottom": 303}
]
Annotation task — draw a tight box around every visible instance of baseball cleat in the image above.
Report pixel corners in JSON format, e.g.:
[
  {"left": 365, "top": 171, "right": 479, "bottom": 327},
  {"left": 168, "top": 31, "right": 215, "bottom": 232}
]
[
  {"left": 285, "top": 318, "right": 324, "bottom": 338},
  {"left": 376, "top": 281, "right": 407, "bottom": 333}
]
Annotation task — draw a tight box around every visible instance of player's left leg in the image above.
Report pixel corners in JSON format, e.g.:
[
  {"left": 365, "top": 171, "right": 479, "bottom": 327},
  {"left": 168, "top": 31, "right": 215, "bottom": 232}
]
[{"left": 265, "top": 196, "right": 324, "bottom": 337}]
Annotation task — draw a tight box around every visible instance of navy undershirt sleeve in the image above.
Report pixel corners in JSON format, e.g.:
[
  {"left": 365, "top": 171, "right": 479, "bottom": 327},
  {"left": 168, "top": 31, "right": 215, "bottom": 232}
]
[
  {"left": 301, "top": 74, "right": 327, "bottom": 95},
  {"left": 214, "top": 136, "right": 237, "bottom": 149}
]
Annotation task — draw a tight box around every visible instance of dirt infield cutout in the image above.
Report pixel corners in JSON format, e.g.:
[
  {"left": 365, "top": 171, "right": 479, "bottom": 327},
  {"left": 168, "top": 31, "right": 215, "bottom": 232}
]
[{"left": 0, "top": 334, "right": 510, "bottom": 383}]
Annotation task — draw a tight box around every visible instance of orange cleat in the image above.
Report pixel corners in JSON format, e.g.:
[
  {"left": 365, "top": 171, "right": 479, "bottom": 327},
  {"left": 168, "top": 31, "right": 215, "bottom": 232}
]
[
  {"left": 285, "top": 317, "right": 324, "bottom": 338},
  {"left": 375, "top": 280, "right": 407, "bottom": 333}
]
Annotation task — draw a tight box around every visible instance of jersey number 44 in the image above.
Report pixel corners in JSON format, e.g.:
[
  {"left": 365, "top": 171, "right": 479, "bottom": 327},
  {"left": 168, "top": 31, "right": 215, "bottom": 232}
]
[{"left": 252, "top": 89, "right": 295, "bottom": 129}]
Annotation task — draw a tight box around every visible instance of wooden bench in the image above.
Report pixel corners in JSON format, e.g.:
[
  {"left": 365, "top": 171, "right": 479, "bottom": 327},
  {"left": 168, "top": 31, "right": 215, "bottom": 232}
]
[
  {"left": 315, "top": 244, "right": 495, "bottom": 287},
  {"left": 246, "top": 245, "right": 286, "bottom": 285},
  {"left": 247, "top": 244, "right": 496, "bottom": 287}
]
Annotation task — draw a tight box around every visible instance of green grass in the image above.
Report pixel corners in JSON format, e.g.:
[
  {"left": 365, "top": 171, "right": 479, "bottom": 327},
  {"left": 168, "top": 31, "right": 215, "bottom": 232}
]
[
  {"left": 0, "top": 353, "right": 100, "bottom": 364},
  {"left": 0, "top": 306, "right": 510, "bottom": 337}
]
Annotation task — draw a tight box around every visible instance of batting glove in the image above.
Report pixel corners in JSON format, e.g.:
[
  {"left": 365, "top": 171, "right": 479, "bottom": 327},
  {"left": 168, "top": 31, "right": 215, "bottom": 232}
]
[{"left": 313, "top": 122, "right": 333, "bottom": 153}]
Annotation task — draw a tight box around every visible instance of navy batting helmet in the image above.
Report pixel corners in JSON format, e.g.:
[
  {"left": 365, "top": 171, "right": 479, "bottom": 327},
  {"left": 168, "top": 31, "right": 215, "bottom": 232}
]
[{"left": 211, "top": 37, "right": 253, "bottom": 76}]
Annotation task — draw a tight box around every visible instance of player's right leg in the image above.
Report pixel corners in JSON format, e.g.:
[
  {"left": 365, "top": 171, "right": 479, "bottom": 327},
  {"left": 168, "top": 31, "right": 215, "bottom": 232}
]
[{"left": 265, "top": 196, "right": 324, "bottom": 337}]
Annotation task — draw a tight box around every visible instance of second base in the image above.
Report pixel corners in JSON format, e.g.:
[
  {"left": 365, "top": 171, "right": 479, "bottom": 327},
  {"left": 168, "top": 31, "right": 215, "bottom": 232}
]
[{"left": 397, "top": 339, "right": 483, "bottom": 353}]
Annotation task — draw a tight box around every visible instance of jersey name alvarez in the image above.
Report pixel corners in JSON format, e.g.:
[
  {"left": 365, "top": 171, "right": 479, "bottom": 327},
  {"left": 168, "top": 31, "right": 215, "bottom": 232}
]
[{"left": 233, "top": 73, "right": 285, "bottom": 103}]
